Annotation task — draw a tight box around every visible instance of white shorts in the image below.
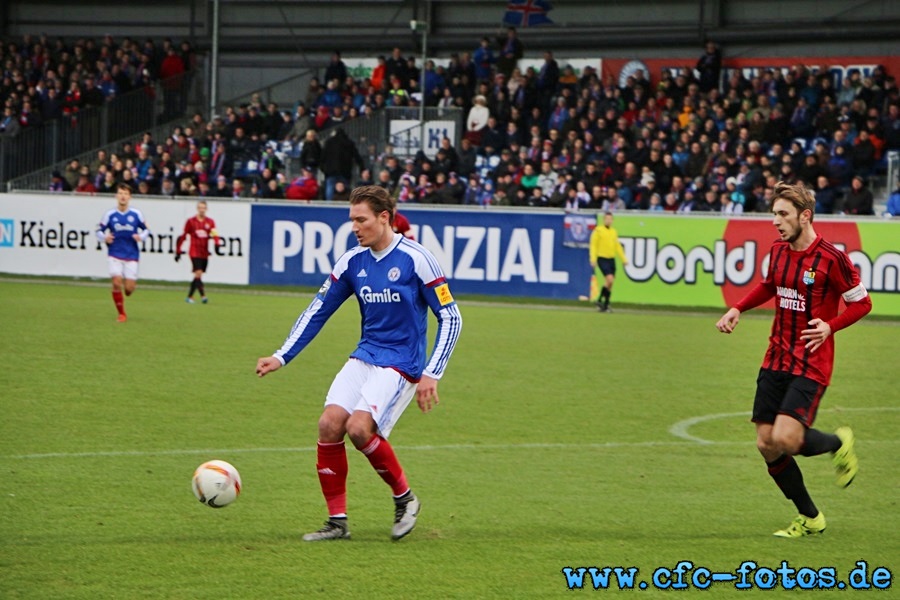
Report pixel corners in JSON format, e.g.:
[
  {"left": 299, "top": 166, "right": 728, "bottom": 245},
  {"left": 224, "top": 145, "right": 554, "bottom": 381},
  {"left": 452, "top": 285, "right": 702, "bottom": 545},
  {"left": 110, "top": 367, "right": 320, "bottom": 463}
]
[
  {"left": 325, "top": 359, "right": 417, "bottom": 438},
  {"left": 108, "top": 257, "right": 139, "bottom": 280}
]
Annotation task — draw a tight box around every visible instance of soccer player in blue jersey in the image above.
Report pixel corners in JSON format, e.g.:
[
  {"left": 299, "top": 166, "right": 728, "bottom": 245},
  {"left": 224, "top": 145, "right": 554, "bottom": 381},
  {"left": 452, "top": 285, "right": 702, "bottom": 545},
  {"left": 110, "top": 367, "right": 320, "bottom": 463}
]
[
  {"left": 96, "top": 184, "right": 150, "bottom": 322},
  {"left": 256, "top": 185, "right": 462, "bottom": 541}
]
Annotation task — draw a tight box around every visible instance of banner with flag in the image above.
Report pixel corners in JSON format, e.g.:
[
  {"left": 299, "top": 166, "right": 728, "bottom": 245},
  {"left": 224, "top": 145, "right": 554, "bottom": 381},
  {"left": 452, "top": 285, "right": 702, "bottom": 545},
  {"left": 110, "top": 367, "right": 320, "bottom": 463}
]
[
  {"left": 502, "top": 0, "right": 554, "bottom": 28},
  {"left": 562, "top": 213, "right": 595, "bottom": 248}
]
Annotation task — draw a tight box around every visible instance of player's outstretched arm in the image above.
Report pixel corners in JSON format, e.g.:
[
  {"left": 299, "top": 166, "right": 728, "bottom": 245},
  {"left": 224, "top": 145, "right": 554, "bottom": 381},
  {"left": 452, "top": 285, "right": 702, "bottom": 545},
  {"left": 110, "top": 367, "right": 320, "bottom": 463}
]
[
  {"left": 256, "top": 356, "right": 283, "bottom": 377},
  {"left": 715, "top": 307, "right": 741, "bottom": 333},
  {"left": 416, "top": 375, "right": 439, "bottom": 413}
]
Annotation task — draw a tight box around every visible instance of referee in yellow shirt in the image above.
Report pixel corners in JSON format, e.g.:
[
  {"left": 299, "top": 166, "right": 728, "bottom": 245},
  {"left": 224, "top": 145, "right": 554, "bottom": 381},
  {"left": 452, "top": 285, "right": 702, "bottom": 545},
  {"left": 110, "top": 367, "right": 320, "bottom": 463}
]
[{"left": 589, "top": 212, "right": 628, "bottom": 312}]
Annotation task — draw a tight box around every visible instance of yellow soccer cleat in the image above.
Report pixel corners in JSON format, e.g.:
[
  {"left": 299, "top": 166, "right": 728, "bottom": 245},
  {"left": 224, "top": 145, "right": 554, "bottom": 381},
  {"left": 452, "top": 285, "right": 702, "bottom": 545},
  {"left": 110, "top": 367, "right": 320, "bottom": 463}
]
[
  {"left": 773, "top": 513, "right": 826, "bottom": 538},
  {"left": 833, "top": 427, "right": 858, "bottom": 488}
]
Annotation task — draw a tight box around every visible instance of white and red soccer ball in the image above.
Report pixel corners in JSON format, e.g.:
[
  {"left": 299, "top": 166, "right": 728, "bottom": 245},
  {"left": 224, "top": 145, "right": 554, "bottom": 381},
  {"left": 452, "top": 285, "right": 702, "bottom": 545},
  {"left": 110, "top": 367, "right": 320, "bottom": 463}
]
[{"left": 192, "top": 460, "right": 242, "bottom": 508}]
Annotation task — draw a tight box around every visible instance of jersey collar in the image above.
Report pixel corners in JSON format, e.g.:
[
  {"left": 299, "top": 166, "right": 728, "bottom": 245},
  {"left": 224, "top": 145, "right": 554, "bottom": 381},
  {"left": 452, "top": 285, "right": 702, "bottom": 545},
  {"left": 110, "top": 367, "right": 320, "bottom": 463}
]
[{"left": 369, "top": 232, "right": 402, "bottom": 261}]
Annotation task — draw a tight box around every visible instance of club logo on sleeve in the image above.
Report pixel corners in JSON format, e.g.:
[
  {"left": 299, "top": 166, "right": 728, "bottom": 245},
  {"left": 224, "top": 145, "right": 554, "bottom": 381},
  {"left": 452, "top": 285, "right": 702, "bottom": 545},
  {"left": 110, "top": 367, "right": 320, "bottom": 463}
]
[
  {"left": 388, "top": 267, "right": 401, "bottom": 282},
  {"left": 318, "top": 278, "right": 332, "bottom": 296},
  {"left": 435, "top": 283, "right": 454, "bottom": 306},
  {"left": 803, "top": 270, "right": 816, "bottom": 286}
]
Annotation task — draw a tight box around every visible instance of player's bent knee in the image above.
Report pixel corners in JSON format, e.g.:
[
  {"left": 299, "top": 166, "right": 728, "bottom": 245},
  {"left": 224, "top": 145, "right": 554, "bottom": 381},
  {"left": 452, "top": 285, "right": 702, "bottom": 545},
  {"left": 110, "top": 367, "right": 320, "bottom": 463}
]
[
  {"left": 771, "top": 431, "right": 803, "bottom": 455},
  {"left": 345, "top": 416, "right": 377, "bottom": 448},
  {"left": 317, "top": 413, "right": 348, "bottom": 443}
]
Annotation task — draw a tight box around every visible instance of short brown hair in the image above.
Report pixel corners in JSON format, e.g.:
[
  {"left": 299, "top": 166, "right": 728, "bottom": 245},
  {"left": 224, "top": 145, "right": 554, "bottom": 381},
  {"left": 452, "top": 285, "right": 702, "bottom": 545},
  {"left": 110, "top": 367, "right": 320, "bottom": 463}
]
[
  {"left": 772, "top": 180, "right": 815, "bottom": 220},
  {"left": 349, "top": 185, "right": 395, "bottom": 224}
]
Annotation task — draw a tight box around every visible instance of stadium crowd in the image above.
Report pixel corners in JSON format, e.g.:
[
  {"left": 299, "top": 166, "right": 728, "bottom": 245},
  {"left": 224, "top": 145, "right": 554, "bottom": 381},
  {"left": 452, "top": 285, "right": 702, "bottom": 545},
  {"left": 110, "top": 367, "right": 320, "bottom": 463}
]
[
  {"left": 27, "top": 31, "right": 900, "bottom": 215},
  {"left": 1, "top": 34, "right": 196, "bottom": 136}
]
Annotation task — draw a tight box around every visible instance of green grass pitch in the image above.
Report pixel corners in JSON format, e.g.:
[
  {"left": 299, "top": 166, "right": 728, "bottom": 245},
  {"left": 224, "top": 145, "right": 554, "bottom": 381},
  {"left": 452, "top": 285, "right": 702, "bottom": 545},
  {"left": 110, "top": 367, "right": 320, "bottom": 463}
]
[{"left": 1, "top": 280, "right": 897, "bottom": 598}]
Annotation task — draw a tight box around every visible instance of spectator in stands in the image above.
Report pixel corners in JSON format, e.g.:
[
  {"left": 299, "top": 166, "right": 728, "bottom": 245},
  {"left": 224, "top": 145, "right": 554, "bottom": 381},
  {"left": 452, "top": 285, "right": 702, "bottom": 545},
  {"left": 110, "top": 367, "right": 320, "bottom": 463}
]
[
  {"left": 385, "top": 47, "right": 408, "bottom": 90},
  {"left": 320, "top": 128, "right": 364, "bottom": 200},
  {"left": 160, "top": 177, "right": 177, "bottom": 198},
  {"left": 49, "top": 170, "right": 70, "bottom": 192},
  {"left": 81, "top": 75, "right": 104, "bottom": 108},
  {"left": 850, "top": 129, "right": 877, "bottom": 176},
  {"left": 838, "top": 175, "right": 874, "bottom": 215},
  {"left": 285, "top": 165, "right": 319, "bottom": 201},
  {"left": 159, "top": 46, "right": 186, "bottom": 120},
  {"left": 0, "top": 107, "right": 20, "bottom": 137},
  {"left": 371, "top": 56, "right": 387, "bottom": 92},
  {"left": 496, "top": 27, "right": 523, "bottom": 79},
  {"left": 886, "top": 179, "right": 900, "bottom": 217},
  {"left": 299, "top": 129, "right": 322, "bottom": 171},
  {"left": 473, "top": 38, "right": 495, "bottom": 82},
  {"left": 827, "top": 144, "right": 853, "bottom": 189},
  {"left": 813, "top": 175, "right": 837, "bottom": 214},
  {"left": 324, "top": 51, "right": 348, "bottom": 89},
  {"left": 230, "top": 178, "right": 246, "bottom": 200},
  {"left": 465, "top": 95, "right": 490, "bottom": 145},
  {"left": 210, "top": 175, "right": 230, "bottom": 198}
]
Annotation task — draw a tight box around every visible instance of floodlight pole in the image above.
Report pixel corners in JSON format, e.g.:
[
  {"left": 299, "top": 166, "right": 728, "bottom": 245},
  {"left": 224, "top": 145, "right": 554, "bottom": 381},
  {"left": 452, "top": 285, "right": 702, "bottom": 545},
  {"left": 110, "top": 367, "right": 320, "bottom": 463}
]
[
  {"left": 209, "top": 0, "right": 220, "bottom": 117},
  {"left": 419, "top": 24, "right": 427, "bottom": 157},
  {"left": 411, "top": 19, "right": 428, "bottom": 158}
]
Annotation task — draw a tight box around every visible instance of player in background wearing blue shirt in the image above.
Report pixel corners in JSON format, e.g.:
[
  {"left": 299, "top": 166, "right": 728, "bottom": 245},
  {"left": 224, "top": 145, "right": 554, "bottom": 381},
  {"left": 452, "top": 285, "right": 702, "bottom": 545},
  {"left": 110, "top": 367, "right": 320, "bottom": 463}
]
[
  {"left": 96, "top": 184, "right": 150, "bottom": 322},
  {"left": 256, "top": 185, "right": 462, "bottom": 541}
]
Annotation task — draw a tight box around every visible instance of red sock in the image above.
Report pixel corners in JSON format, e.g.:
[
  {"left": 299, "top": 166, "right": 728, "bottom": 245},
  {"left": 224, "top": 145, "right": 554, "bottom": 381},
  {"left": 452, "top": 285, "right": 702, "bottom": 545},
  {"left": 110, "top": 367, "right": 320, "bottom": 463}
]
[
  {"left": 112, "top": 290, "right": 125, "bottom": 315},
  {"left": 360, "top": 435, "right": 409, "bottom": 497},
  {"left": 316, "top": 441, "right": 348, "bottom": 517}
]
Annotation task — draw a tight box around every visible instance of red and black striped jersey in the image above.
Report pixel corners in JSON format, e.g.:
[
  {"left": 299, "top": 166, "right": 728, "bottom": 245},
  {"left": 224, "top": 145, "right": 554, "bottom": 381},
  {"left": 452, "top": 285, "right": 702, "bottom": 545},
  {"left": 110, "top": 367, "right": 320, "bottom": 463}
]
[
  {"left": 176, "top": 216, "right": 218, "bottom": 259},
  {"left": 735, "top": 235, "right": 870, "bottom": 386}
]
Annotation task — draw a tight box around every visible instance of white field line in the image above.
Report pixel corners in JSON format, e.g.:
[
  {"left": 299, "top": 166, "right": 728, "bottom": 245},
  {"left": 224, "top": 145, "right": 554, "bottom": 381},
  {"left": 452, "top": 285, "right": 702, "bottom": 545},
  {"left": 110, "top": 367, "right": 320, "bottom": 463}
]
[
  {"left": 668, "top": 406, "right": 900, "bottom": 444},
  {"left": 5, "top": 435, "right": 898, "bottom": 461}
]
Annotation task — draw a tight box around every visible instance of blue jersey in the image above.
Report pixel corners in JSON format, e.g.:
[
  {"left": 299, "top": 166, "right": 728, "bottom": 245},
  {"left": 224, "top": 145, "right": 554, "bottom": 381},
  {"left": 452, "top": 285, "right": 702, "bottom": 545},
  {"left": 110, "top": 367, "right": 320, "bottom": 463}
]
[
  {"left": 96, "top": 208, "right": 150, "bottom": 261},
  {"left": 274, "top": 233, "right": 462, "bottom": 381}
]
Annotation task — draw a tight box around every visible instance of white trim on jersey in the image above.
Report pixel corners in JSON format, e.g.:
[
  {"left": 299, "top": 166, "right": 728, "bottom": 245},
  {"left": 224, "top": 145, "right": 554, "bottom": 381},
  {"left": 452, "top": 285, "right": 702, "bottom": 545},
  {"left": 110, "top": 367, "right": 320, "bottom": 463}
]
[
  {"left": 274, "top": 296, "right": 325, "bottom": 366},
  {"left": 424, "top": 303, "right": 462, "bottom": 379},
  {"left": 396, "top": 236, "right": 462, "bottom": 379},
  {"left": 397, "top": 237, "right": 443, "bottom": 284}
]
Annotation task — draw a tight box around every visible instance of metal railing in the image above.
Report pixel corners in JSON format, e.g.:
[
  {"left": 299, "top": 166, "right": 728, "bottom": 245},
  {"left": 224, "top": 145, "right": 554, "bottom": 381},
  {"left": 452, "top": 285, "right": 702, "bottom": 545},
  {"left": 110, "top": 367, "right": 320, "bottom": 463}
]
[
  {"left": 887, "top": 151, "right": 899, "bottom": 196},
  {"left": 2, "top": 63, "right": 206, "bottom": 188},
  {"left": 298, "top": 106, "right": 464, "bottom": 179},
  {"left": 215, "top": 70, "right": 315, "bottom": 115}
]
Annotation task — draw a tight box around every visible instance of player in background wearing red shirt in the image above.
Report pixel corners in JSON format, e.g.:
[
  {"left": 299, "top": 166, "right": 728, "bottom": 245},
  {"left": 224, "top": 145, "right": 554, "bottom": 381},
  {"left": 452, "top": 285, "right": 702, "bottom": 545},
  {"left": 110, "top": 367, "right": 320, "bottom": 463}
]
[
  {"left": 716, "top": 181, "right": 872, "bottom": 538},
  {"left": 175, "top": 200, "right": 221, "bottom": 304},
  {"left": 392, "top": 211, "right": 415, "bottom": 240}
]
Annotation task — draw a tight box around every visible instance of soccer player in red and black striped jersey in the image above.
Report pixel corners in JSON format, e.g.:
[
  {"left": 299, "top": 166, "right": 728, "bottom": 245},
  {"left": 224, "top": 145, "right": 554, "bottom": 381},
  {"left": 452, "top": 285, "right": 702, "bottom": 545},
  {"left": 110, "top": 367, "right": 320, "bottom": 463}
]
[
  {"left": 716, "top": 181, "right": 872, "bottom": 538},
  {"left": 175, "top": 200, "right": 221, "bottom": 304}
]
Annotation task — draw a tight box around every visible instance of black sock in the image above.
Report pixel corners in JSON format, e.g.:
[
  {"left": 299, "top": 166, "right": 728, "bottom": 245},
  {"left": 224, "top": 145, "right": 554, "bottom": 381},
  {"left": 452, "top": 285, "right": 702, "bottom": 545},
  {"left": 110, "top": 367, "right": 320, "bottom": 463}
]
[
  {"left": 394, "top": 489, "right": 412, "bottom": 504},
  {"left": 188, "top": 279, "right": 198, "bottom": 297},
  {"left": 766, "top": 454, "right": 818, "bottom": 517},
  {"left": 799, "top": 428, "right": 841, "bottom": 457},
  {"left": 197, "top": 279, "right": 205, "bottom": 296},
  {"left": 600, "top": 287, "right": 611, "bottom": 306}
]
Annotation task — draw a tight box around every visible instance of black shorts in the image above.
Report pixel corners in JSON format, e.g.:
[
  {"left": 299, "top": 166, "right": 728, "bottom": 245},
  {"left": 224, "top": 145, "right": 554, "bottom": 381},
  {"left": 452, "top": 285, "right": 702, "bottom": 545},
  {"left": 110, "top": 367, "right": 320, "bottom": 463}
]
[
  {"left": 752, "top": 368, "right": 827, "bottom": 428},
  {"left": 596, "top": 257, "right": 616, "bottom": 277},
  {"left": 190, "top": 257, "right": 209, "bottom": 272}
]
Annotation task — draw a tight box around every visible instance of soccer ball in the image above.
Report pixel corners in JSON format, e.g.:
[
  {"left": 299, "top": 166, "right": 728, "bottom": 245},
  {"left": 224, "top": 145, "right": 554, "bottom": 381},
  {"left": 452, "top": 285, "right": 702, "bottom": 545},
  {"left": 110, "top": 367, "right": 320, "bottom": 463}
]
[{"left": 192, "top": 460, "right": 242, "bottom": 508}]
